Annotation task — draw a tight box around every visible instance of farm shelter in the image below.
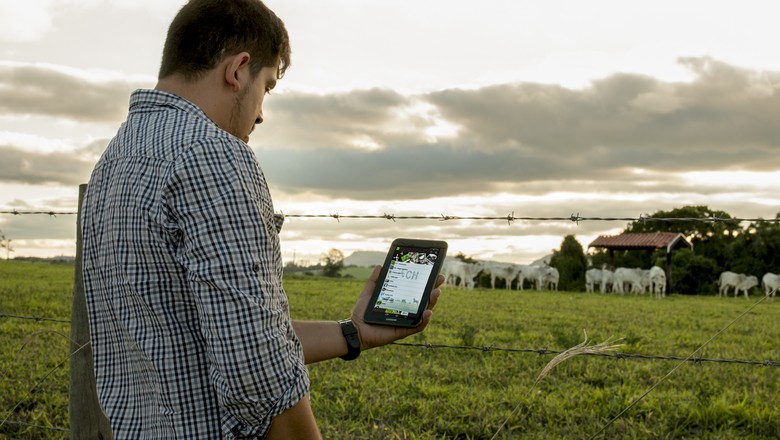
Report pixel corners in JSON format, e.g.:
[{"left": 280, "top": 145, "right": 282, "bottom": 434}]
[{"left": 588, "top": 232, "right": 692, "bottom": 294}]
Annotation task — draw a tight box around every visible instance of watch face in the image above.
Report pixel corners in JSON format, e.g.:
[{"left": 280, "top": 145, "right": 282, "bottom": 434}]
[{"left": 340, "top": 320, "right": 357, "bottom": 335}]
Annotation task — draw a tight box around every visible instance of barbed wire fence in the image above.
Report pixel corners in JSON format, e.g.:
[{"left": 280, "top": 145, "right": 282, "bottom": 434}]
[
  {"left": 2, "top": 209, "right": 780, "bottom": 223},
  {"left": 1, "top": 205, "right": 779, "bottom": 437},
  {"left": 3, "top": 313, "right": 779, "bottom": 369}
]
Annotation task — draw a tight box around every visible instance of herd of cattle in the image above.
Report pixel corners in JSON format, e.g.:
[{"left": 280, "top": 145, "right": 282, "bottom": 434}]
[
  {"left": 442, "top": 259, "right": 560, "bottom": 291},
  {"left": 584, "top": 266, "right": 667, "bottom": 298},
  {"left": 718, "top": 271, "right": 780, "bottom": 299},
  {"left": 441, "top": 258, "right": 780, "bottom": 299}
]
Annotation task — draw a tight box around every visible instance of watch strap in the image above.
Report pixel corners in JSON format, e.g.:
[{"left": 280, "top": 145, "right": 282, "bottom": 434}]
[{"left": 338, "top": 319, "right": 361, "bottom": 361}]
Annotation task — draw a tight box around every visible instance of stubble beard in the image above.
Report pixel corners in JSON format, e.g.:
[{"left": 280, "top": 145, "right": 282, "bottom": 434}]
[{"left": 229, "top": 87, "right": 249, "bottom": 142}]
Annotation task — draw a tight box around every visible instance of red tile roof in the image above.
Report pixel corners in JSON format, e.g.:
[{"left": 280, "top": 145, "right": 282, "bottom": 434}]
[{"left": 589, "top": 232, "right": 691, "bottom": 251}]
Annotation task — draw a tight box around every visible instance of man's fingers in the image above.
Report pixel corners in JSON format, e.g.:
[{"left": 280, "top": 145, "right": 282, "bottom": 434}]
[{"left": 427, "top": 288, "right": 441, "bottom": 310}]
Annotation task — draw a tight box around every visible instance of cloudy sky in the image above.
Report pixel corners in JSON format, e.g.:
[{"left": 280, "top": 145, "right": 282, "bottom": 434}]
[{"left": 1, "top": 0, "right": 779, "bottom": 265}]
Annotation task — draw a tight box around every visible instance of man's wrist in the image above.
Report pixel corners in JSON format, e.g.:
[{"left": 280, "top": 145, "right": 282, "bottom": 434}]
[{"left": 338, "top": 319, "right": 361, "bottom": 361}]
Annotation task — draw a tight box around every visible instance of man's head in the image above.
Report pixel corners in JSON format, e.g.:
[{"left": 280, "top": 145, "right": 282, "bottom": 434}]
[
  {"left": 156, "top": 0, "right": 290, "bottom": 142},
  {"left": 159, "top": 0, "right": 290, "bottom": 82}
]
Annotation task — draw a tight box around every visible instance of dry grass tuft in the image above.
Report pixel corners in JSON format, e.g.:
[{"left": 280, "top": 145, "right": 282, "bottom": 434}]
[
  {"left": 491, "top": 331, "right": 623, "bottom": 440},
  {"left": 534, "top": 331, "right": 623, "bottom": 388}
]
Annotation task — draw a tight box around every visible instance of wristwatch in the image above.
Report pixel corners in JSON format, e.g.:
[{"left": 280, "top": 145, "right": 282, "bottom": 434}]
[{"left": 338, "top": 319, "right": 361, "bottom": 361}]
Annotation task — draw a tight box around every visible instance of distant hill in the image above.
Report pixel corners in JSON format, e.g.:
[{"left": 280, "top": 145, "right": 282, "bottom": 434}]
[
  {"left": 344, "top": 251, "right": 552, "bottom": 267},
  {"left": 531, "top": 254, "right": 553, "bottom": 265},
  {"left": 344, "top": 250, "right": 385, "bottom": 267},
  {"left": 13, "top": 255, "right": 75, "bottom": 264}
]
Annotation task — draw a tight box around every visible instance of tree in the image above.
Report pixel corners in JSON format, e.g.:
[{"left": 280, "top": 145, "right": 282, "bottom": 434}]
[
  {"left": 0, "top": 230, "right": 13, "bottom": 260},
  {"left": 670, "top": 248, "right": 718, "bottom": 295},
  {"left": 626, "top": 205, "right": 740, "bottom": 241},
  {"left": 454, "top": 252, "right": 477, "bottom": 263},
  {"left": 726, "top": 213, "right": 780, "bottom": 277},
  {"left": 549, "top": 235, "right": 588, "bottom": 291},
  {"left": 626, "top": 205, "right": 739, "bottom": 270},
  {"left": 321, "top": 248, "right": 345, "bottom": 277}
]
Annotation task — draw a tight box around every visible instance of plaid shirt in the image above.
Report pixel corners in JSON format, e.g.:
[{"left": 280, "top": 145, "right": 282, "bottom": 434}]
[{"left": 82, "top": 89, "right": 309, "bottom": 439}]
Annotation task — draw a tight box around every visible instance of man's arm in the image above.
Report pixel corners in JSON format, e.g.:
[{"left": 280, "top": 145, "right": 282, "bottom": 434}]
[
  {"left": 265, "top": 395, "right": 321, "bottom": 440},
  {"left": 291, "top": 320, "right": 347, "bottom": 364},
  {"left": 292, "top": 265, "right": 444, "bottom": 364}
]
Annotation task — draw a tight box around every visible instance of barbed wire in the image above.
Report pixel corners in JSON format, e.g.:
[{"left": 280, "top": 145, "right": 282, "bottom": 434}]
[
  {"left": 281, "top": 212, "right": 778, "bottom": 224},
  {"left": 0, "top": 338, "right": 89, "bottom": 434},
  {"left": 0, "top": 313, "right": 71, "bottom": 323},
  {"left": 0, "top": 210, "right": 77, "bottom": 217},
  {"left": 391, "top": 342, "right": 780, "bottom": 367},
  {"left": 3, "top": 314, "right": 777, "bottom": 368},
  {"left": 2, "top": 209, "right": 778, "bottom": 224}
]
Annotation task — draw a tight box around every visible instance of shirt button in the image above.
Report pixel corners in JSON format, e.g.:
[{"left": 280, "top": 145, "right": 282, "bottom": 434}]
[{"left": 252, "top": 262, "right": 261, "bottom": 273}]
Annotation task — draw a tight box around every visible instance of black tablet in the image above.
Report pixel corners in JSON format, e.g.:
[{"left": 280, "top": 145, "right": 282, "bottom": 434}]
[{"left": 363, "top": 238, "right": 448, "bottom": 327}]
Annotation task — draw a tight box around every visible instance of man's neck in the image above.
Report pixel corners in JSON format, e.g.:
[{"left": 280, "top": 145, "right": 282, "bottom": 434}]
[{"left": 155, "top": 74, "right": 231, "bottom": 130}]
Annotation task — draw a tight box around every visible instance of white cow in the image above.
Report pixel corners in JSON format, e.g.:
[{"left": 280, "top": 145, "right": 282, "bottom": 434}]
[
  {"left": 612, "top": 267, "right": 645, "bottom": 294},
  {"left": 600, "top": 269, "right": 614, "bottom": 293},
  {"left": 585, "top": 268, "right": 602, "bottom": 293},
  {"left": 639, "top": 269, "right": 652, "bottom": 294},
  {"left": 524, "top": 265, "right": 558, "bottom": 291},
  {"left": 481, "top": 261, "right": 520, "bottom": 290},
  {"left": 649, "top": 266, "right": 666, "bottom": 299},
  {"left": 530, "top": 265, "right": 549, "bottom": 290},
  {"left": 719, "top": 271, "right": 758, "bottom": 299},
  {"left": 441, "top": 259, "right": 461, "bottom": 287},
  {"left": 542, "top": 266, "right": 559, "bottom": 291},
  {"left": 735, "top": 275, "right": 758, "bottom": 299},
  {"left": 442, "top": 259, "right": 483, "bottom": 290},
  {"left": 515, "top": 264, "right": 540, "bottom": 290},
  {"left": 763, "top": 272, "right": 780, "bottom": 298},
  {"left": 719, "top": 271, "right": 745, "bottom": 297}
]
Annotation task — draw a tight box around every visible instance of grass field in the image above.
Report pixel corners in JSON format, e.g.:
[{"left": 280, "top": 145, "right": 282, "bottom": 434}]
[
  {"left": 1, "top": 260, "right": 779, "bottom": 439},
  {"left": 0, "top": 260, "right": 73, "bottom": 439}
]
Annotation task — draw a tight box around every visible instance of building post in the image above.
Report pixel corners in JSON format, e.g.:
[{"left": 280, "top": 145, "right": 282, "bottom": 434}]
[
  {"left": 69, "top": 184, "right": 114, "bottom": 439},
  {"left": 665, "top": 250, "right": 672, "bottom": 294}
]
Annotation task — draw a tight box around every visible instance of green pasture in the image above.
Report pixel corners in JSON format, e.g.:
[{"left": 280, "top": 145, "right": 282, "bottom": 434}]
[
  {"left": 1, "top": 260, "right": 779, "bottom": 439},
  {"left": 0, "top": 260, "right": 73, "bottom": 439},
  {"left": 293, "top": 276, "right": 780, "bottom": 439}
]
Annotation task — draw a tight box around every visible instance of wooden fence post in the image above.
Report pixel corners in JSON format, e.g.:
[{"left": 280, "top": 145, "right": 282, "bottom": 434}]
[{"left": 69, "top": 183, "right": 114, "bottom": 439}]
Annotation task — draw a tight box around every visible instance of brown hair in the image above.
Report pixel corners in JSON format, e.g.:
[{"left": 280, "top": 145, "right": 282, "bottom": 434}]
[{"left": 158, "top": 0, "right": 290, "bottom": 81}]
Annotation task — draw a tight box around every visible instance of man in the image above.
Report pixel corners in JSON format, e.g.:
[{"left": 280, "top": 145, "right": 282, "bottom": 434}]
[{"left": 81, "top": 0, "right": 443, "bottom": 438}]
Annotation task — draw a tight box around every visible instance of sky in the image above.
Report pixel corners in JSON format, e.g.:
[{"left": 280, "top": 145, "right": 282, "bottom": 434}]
[{"left": 1, "top": 0, "right": 779, "bottom": 265}]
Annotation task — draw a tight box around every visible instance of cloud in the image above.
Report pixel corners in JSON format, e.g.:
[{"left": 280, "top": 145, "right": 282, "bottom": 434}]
[
  {"left": 0, "top": 0, "right": 175, "bottom": 44},
  {"left": 0, "top": 145, "right": 94, "bottom": 185},
  {"left": 0, "top": 215, "right": 75, "bottom": 241},
  {"left": 427, "top": 57, "right": 780, "bottom": 163},
  {"left": 3, "top": 57, "right": 779, "bottom": 203},
  {"left": 255, "top": 57, "right": 780, "bottom": 200},
  {"left": 0, "top": 0, "right": 56, "bottom": 43},
  {"left": 258, "top": 88, "right": 412, "bottom": 150},
  {"left": 0, "top": 64, "right": 139, "bottom": 122}
]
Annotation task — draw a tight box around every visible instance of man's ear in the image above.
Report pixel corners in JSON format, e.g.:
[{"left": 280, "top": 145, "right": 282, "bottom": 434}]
[{"left": 224, "top": 52, "right": 252, "bottom": 92}]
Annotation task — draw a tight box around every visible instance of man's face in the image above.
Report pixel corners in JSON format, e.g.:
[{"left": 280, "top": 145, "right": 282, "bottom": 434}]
[{"left": 229, "top": 61, "right": 278, "bottom": 143}]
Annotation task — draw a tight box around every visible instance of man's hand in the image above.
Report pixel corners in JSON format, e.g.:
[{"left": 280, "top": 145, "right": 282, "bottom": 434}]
[{"left": 350, "top": 265, "right": 444, "bottom": 350}]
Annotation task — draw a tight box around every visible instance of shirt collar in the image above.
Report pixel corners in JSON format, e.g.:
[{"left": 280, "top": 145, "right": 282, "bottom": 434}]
[{"left": 128, "top": 89, "right": 217, "bottom": 128}]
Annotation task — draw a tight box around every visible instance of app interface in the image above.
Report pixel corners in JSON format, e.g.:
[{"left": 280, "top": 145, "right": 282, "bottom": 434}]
[{"left": 372, "top": 245, "right": 440, "bottom": 318}]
